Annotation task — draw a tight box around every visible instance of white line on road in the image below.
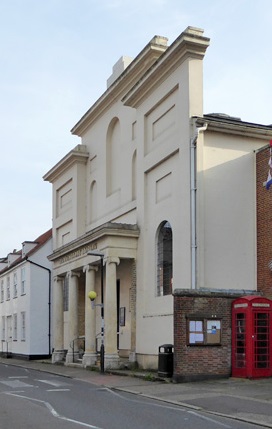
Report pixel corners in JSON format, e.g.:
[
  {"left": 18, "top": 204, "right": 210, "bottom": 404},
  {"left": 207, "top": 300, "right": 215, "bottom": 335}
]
[
  {"left": 9, "top": 376, "right": 28, "bottom": 379},
  {"left": 6, "top": 392, "right": 104, "bottom": 429},
  {"left": 106, "top": 388, "right": 232, "bottom": 428},
  {"left": 37, "top": 379, "right": 70, "bottom": 387},
  {"left": 46, "top": 389, "right": 71, "bottom": 392},
  {"left": 188, "top": 411, "right": 231, "bottom": 428}
]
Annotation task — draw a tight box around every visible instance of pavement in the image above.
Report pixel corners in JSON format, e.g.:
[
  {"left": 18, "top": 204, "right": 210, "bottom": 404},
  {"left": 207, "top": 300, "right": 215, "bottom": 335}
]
[{"left": 1, "top": 358, "right": 272, "bottom": 428}]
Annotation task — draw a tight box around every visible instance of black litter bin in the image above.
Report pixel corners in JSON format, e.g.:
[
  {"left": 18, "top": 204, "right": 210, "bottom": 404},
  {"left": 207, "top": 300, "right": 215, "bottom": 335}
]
[{"left": 158, "top": 344, "right": 173, "bottom": 377}]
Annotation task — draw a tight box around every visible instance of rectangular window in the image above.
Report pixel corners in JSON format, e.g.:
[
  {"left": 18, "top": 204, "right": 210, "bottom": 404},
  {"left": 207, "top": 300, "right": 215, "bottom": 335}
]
[
  {"left": 13, "top": 272, "right": 18, "bottom": 298},
  {"left": 1, "top": 280, "right": 4, "bottom": 302},
  {"left": 21, "top": 267, "right": 26, "bottom": 295},
  {"left": 187, "top": 318, "right": 221, "bottom": 345},
  {"left": 13, "top": 314, "right": 17, "bottom": 341},
  {"left": 21, "top": 312, "right": 26, "bottom": 341},
  {"left": 1, "top": 316, "right": 5, "bottom": 341},
  {"left": 6, "top": 277, "right": 10, "bottom": 300}
]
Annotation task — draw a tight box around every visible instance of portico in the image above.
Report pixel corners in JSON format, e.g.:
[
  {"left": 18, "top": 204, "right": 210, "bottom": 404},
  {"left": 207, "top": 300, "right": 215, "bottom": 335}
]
[{"left": 49, "top": 223, "right": 139, "bottom": 369}]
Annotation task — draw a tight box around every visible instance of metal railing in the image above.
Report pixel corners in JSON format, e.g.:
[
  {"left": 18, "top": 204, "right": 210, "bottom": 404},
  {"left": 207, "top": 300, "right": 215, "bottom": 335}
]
[
  {"left": 1, "top": 339, "right": 12, "bottom": 358},
  {"left": 69, "top": 336, "right": 85, "bottom": 363}
]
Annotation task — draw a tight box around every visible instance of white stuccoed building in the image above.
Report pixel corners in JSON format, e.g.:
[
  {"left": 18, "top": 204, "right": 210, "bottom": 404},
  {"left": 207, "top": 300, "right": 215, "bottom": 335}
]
[
  {"left": 0, "top": 230, "right": 52, "bottom": 359},
  {"left": 44, "top": 26, "right": 272, "bottom": 372}
]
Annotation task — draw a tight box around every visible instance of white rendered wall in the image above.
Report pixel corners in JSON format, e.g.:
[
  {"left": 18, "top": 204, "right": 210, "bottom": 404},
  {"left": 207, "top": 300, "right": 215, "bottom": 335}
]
[{"left": 199, "top": 132, "right": 266, "bottom": 291}]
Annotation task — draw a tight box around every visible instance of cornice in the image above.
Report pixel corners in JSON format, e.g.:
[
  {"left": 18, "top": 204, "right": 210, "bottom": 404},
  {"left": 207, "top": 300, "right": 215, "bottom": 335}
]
[
  {"left": 43, "top": 144, "right": 89, "bottom": 183},
  {"left": 71, "top": 37, "right": 168, "bottom": 136},
  {"left": 122, "top": 27, "right": 210, "bottom": 108},
  {"left": 48, "top": 222, "right": 140, "bottom": 262}
]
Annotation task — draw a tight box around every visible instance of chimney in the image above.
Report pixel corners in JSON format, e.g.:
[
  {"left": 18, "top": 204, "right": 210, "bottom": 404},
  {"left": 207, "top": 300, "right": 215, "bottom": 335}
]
[{"left": 107, "top": 56, "right": 133, "bottom": 88}]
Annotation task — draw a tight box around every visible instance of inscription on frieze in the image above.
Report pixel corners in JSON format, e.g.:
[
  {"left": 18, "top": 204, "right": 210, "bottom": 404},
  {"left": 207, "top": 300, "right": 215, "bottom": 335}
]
[{"left": 57, "top": 243, "right": 98, "bottom": 265}]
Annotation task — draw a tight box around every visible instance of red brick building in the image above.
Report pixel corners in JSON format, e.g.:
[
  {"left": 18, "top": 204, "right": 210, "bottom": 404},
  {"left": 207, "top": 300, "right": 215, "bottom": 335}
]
[{"left": 256, "top": 144, "right": 272, "bottom": 298}]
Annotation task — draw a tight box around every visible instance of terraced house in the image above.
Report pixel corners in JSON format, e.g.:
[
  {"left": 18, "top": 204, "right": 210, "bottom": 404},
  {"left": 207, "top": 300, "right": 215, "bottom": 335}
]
[{"left": 0, "top": 230, "right": 52, "bottom": 359}]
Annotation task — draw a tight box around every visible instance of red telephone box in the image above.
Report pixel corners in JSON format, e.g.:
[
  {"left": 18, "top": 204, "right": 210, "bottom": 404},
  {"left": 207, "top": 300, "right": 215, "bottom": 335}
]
[{"left": 232, "top": 296, "right": 272, "bottom": 378}]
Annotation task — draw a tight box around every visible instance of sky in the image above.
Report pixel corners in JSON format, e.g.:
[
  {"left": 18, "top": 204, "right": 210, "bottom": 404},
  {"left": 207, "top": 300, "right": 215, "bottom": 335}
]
[{"left": 0, "top": 0, "right": 271, "bottom": 256}]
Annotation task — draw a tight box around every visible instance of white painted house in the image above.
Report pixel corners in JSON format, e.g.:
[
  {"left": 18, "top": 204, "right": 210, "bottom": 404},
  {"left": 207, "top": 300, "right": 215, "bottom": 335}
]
[
  {"left": 44, "top": 26, "right": 272, "bottom": 371},
  {"left": 0, "top": 229, "right": 52, "bottom": 359}
]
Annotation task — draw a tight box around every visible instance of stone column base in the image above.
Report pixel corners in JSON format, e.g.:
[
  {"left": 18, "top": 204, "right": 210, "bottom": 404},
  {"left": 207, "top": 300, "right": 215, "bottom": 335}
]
[
  {"left": 65, "top": 351, "right": 80, "bottom": 364},
  {"left": 52, "top": 350, "right": 66, "bottom": 364},
  {"left": 104, "top": 353, "right": 120, "bottom": 369},
  {"left": 82, "top": 352, "right": 97, "bottom": 368},
  {"left": 129, "top": 352, "right": 136, "bottom": 363}
]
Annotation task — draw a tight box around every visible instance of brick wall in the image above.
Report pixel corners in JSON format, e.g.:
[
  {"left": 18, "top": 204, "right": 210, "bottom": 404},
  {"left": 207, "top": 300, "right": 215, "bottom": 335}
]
[
  {"left": 256, "top": 146, "right": 272, "bottom": 297},
  {"left": 173, "top": 290, "right": 248, "bottom": 382}
]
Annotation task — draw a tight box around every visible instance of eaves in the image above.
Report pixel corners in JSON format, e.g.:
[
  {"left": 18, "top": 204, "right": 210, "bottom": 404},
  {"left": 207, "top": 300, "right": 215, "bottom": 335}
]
[{"left": 194, "top": 115, "right": 272, "bottom": 140}]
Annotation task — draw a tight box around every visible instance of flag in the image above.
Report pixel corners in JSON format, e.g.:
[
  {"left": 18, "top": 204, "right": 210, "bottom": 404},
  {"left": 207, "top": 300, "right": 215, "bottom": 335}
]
[{"left": 266, "top": 170, "right": 272, "bottom": 190}]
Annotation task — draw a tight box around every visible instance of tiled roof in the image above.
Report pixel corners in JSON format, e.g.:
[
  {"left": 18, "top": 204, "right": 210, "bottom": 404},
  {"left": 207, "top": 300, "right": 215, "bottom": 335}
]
[{"left": 0, "top": 229, "right": 52, "bottom": 274}]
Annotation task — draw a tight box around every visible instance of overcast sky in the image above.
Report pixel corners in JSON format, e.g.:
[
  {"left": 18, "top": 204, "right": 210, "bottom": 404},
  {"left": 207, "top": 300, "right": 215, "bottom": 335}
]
[{"left": 0, "top": 0, "right": 271, "bottom": 256}]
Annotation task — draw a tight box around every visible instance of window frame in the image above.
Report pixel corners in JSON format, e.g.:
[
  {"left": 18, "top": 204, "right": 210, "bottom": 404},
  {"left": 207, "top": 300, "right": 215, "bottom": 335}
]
[
  {"left": 21, "top": 267, "right": 26, "bottom": 295},
  {"left": 0, "top": 279, "right": 4, "bottom": 302},
  {"left": 187, "top": 317, "right": 222, "bottom": 346},
  {"left": 1, "top": 316, "right": 5, "bottom": 341},
  {"left": 13, "top": 313, "right": 17, "bottom": 341},
  {"left": 13, "top": 272, "right": 18, "bottom": 298},
  {"left": 21, "top": 311, "right": 26, "bottom": 341},
  {"left": 6, "top": 277, "right": 10, "bottom": 300}
]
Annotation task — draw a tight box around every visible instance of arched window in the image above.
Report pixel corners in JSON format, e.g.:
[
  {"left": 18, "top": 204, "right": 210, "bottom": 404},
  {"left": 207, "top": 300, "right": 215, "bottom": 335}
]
[
  {"left": 132, "top": 150, "right": 137, "bottom": 201},
  {"left": 157, "top": 221, "right": 173, "bottom": 296},
  {"left": 106, "top": 117, "right": 121, "bottom": 196},
  {"left": 89, "top": 180, "right": 97, "bottom": 222}
]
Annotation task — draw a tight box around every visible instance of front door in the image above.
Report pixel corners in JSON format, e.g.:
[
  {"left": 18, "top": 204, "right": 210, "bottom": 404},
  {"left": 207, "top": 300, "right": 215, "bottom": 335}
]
[{"left": 6, "top": 316, "right": 12, "bottom": 355}]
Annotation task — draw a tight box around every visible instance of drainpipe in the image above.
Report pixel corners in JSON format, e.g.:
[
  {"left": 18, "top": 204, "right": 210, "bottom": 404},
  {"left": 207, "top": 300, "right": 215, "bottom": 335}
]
[
  {"left": 25, "top": 257, "right": 51, "bottom": 356},
  {"left": 190, "top": 122, "right": 208, "bottom": 289}
]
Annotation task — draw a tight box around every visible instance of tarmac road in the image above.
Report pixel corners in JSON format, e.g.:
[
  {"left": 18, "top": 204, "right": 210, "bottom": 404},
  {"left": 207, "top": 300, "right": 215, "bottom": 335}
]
[{"left": 1, "top": 357, "right": 272, "bottom": 428}]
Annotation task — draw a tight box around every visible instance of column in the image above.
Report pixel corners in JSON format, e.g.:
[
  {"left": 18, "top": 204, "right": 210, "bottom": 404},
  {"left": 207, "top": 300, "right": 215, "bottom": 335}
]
[
  {"left": 82, "top": 264, "right": 98, "bottom": 367},
  {"left": 52, "top": 276, "right": 65, "bottom": 363},
  {"left": 104, "top": 256, "right": 120, "bottom": 369},
  {"left": 66, "top": 271, "right": 80, "bottom": 363}
]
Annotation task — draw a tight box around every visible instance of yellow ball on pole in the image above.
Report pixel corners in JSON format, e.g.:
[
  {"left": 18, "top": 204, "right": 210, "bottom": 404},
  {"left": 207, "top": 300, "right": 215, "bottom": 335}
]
[{"left": 88, "top": 291, "right": 97, "bottom": 301}]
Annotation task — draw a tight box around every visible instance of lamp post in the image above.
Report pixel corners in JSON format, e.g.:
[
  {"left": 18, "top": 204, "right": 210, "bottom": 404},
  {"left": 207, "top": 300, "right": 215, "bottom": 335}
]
[{"left": 87, "top": 250, "right": 104, "bottom": 373}]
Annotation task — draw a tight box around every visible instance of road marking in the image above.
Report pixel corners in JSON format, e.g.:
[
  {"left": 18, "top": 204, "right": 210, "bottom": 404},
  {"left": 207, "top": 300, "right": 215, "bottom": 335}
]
[
  {"left": 106, "top": 388, "right": 232, "bottom": 427},
  {"left": 6, "top": 392, "right": 104, "bottom": 429},
  {"left": 36, "top": 379, "right": 70, "bottom": 387},
  {"left": 188, "top": 411, "right": 231, "bottom": 428},
  {"left": 9, "top": 376, "right": 28, "bottom": 379},
  {"left": 46, "top": 389, "right": 70, "bottom": 392},
  {"left": 0, "top": 380, "right": 34, "bottom": 388}
]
